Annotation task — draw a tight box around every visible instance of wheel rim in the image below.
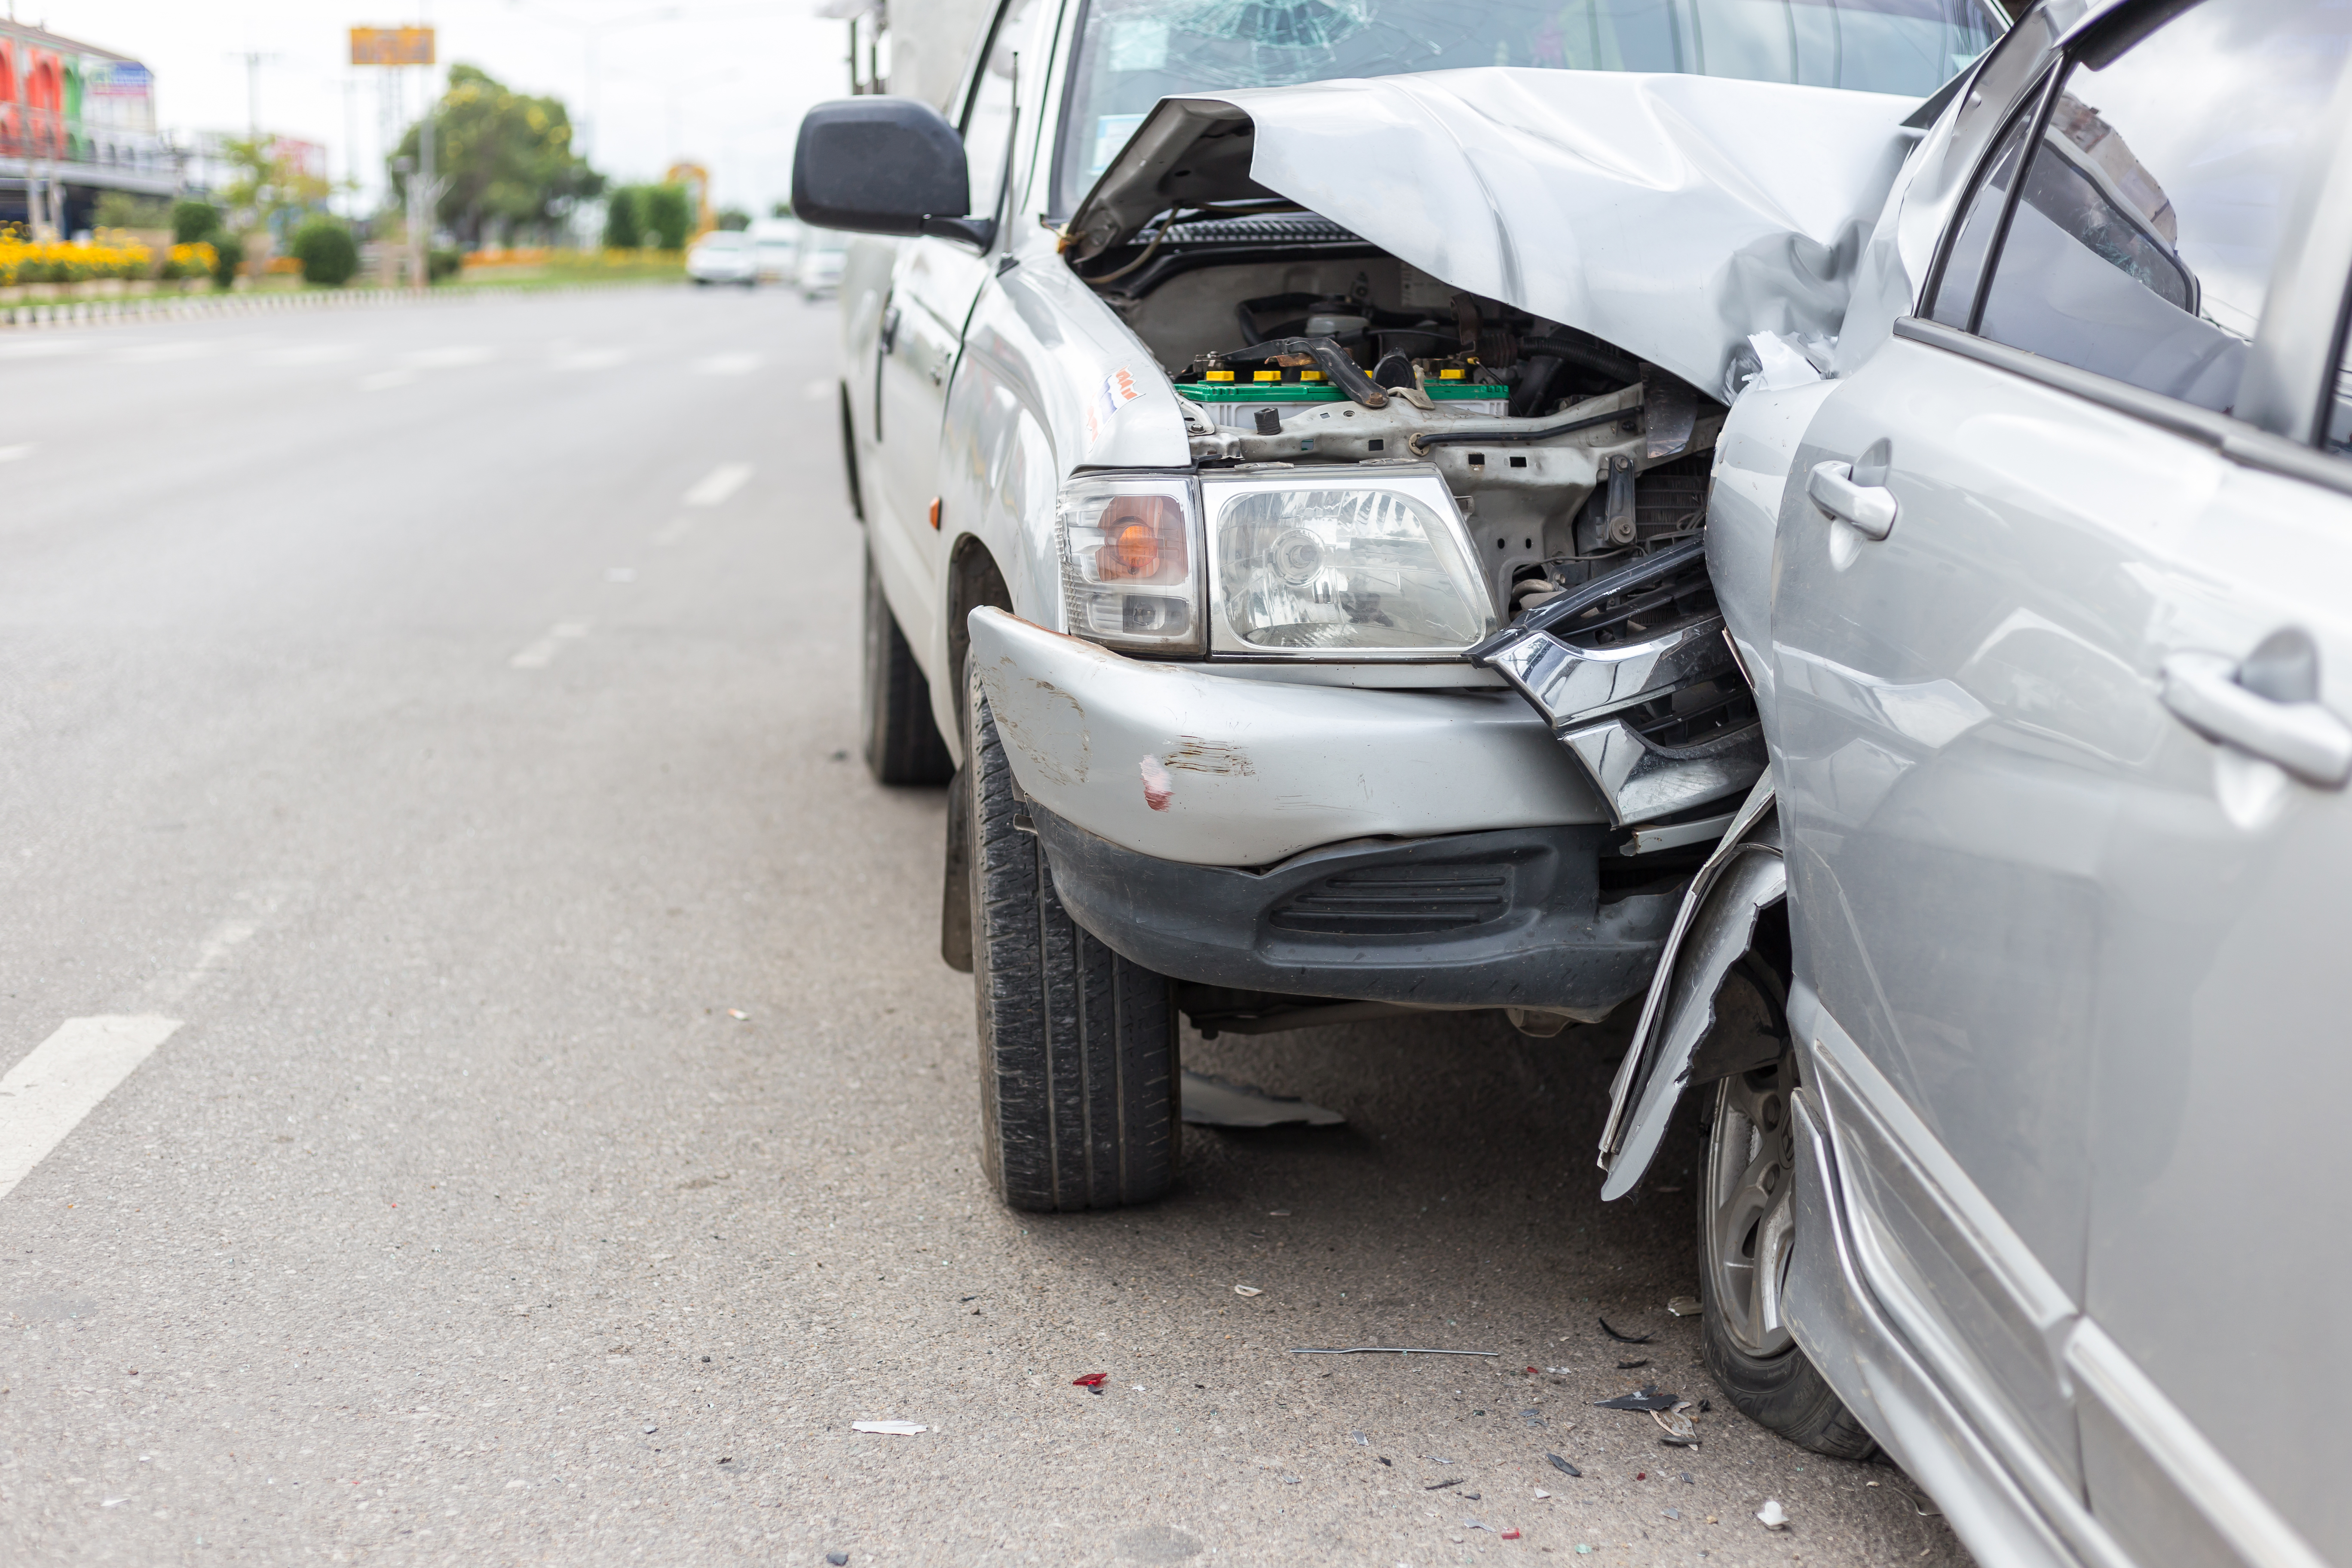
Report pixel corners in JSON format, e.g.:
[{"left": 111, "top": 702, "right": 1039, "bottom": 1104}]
[{"left": 1703, "top": 1056, "right": 1798, "bottom": 1358}]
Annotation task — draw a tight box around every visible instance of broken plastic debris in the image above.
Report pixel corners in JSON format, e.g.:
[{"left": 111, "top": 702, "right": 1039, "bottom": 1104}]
[
  {"left": 1651, "top": 1403, "right": 1699, "bottom": 1446},
  {"left": 1594, "top": 1386, "right": 1680, "bottom": 1412},
  {"left": 1350, "top": 1430, "right": 1370, "bottom": 1445},
  {"left": 1667, "top": 1296, "right": 1703, "bottom": 1317},
  {"left": 827, "top": 1555, "right": 849, "bottom": 1566},
  {"left": 727, "top": 1008, "right": 748, "bottom": 1020},
  {"left": 1546, "top": 1454, "right": 1583, "bottom": 1478},
  {"left": 1071, "top": 1373, "right": 1107, "bottom": 1387},
  {"left": 1534, "top": 1489, "right": 1551, "bottom": 1499},
  {"left": 1598, "top": 1317, "right": 1655, "bottom": 1344},
  {"left": 1616, "top": 1359, "right": 1650, "bottom": 1370},
  {"left": 1501, "top": 1528, "right": 1522, "bottom": 1540},
  {"left": 1427, "top": 1479, "right": 1465, "bottom": 1491},
  {"left": 1757, "top": 1498, "right": 1790, "bottom": 1531},
  {"left": 1289, "top": 1346, "right": 1498, "bottom": 1357},
  {"left": 1181, "top": 1070, "right": 1344, "bottom": 1127},
  {"left": 1465, "top": 1519, "right": 1498, "bottom": 1533},
  {"left": 850, "top": 1421, "right": 927, "bottom": 1435},
  {"left": 1234, "top": 1285, "right": 1263, "bottom": 1297}
]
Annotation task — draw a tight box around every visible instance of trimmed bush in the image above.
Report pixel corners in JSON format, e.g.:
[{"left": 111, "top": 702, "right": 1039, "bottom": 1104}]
[
  {"left": 428, "top": 247, "right": 463, "bottom": 283},
  {"left": 603, "top": 187, "right": 642, "bottom": 250},
  {"left": 292, "top": 217, "right": 360, "bottom": 286},
  {"left": 173, "top": 200, "right": 224, "bottom": 244},
  {"left": 643, "top": 184, "right": 691, "bottom": 251},
  {"left": 211, "top": 233, "right": 245, "bottom": 288}
]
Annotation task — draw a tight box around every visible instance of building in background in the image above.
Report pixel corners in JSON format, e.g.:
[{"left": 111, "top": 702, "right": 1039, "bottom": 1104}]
[{"left": 0, "top": 20, "right": 176, "bottom": 233}]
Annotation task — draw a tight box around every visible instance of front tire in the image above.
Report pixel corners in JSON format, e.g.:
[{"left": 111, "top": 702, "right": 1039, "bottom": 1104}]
[
  {"left": 1698, "top": 1042, "right": 1878, "bottom": 1459},
  {"left": 967, "top": 671, "right": 1179, "bottom": 1211},
  {"left": 860, "top": 547, "right": 953, "bottom": 785}
]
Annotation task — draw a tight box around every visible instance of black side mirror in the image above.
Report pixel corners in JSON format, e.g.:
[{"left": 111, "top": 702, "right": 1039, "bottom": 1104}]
[{"left": 791, "top": 98, "right": 995, "bottom": 248}]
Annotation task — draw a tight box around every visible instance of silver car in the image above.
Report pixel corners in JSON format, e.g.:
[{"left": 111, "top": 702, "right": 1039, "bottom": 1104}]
[{"left": 1549, "top": 0, "right": 2352, "bottom": 1562}]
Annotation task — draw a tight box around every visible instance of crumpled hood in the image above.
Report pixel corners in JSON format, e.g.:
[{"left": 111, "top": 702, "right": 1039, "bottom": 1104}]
[{"left": 1074, "top": 68, "right": 1922, "bottom": 398}]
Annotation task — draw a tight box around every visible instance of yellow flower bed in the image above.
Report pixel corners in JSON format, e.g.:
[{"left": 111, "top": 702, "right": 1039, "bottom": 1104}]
[
  {"left": 0, "top": 230, "right": 154, "bottom": 286},
  {"left": 163, "top": 241, "right": 218, "bottom": 281}
]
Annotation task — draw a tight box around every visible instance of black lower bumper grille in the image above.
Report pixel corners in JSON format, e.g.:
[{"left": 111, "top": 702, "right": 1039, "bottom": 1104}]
[{"left": 1270, "top": 864, "right": 1512, "bottom": 935}]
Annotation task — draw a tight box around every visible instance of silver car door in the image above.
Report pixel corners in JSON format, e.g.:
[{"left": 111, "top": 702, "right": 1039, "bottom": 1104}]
[
  {"left": 1777, "top": 0, "right": 2352, "bottom": 1535},
  {"left": 873, "top": 0, "right": 1040, "bottom": 647},
  {"left": 2062, "top": 44, "right": 2352, "bottom": 1568}
]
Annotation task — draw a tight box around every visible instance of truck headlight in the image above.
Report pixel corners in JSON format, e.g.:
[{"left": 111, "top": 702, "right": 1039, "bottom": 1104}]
[
  {"left": 1055, "top": 474, "right": 1204, "bottom": 654},
  {"left": 1205, "top": 469, "right": 1495, "bottom": 656}
]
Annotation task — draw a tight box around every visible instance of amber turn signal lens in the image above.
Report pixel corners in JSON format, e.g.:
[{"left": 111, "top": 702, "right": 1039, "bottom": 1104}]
[{"left": 1093, "top": 495, "right": 1185, "bottom": 582}]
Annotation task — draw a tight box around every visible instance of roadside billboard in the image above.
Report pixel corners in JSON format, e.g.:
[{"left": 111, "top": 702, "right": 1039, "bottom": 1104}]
[{"left": 350, "top": 27, "right": 435, "bottom": 66}]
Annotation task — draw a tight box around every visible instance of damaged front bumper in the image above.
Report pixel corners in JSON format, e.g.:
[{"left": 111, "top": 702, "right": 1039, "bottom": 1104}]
[
  {"left": 968, "top": 607, "right": 1679, "bottom": 1017},
  {"left": 1470, "top": 539, "right": 1766, "bottom": 827}
]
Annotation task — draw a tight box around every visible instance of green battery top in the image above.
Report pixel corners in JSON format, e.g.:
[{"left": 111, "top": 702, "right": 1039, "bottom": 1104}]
[{"left": 1179, "top": 377, "right": 1505, "bottom": 403}]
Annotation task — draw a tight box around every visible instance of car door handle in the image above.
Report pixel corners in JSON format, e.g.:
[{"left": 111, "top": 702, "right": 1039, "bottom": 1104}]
[
  {"left": 879, "top": 304, "right": 901, "bottom": 355},
  {"left": 1807, "top": 460, "right": 1898, "bottom": 540},
  {"left": 2160, "top": 648, "right": 2352, "bottom": 787}
]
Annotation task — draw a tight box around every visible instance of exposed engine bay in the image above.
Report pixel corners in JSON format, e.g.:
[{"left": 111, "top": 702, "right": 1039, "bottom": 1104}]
[{"left": 1070, "top": 211, "right": 1764, "bottom": 830}]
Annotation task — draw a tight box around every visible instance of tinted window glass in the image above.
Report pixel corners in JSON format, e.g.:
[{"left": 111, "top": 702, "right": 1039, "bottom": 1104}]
[
  {"left": 1975, "top": 0, "right": 2352, "bottom": 413},
  {"left": 1926, "top": 87, "right": 2038, "bottom": 327},
  {"left": 1057, "top": 0, "right": 2006, "bottom": 212},
  {"left": 965, "top": 0, "right": 1046, "bottom": 222}
]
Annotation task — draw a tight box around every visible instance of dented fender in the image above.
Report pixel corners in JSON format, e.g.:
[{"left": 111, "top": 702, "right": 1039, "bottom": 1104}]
[
  {"left": 1598, "top": 777, "right": 1785, "bottom": 1200},
  {"left": 966, "top": 607, "right": 1608, "bottom": 869}
]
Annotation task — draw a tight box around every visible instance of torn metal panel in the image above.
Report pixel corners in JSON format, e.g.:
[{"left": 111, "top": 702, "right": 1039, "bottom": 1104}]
[
  {"left": 1596, "top": 778, "right": 1784, "bottom": 1199},
  {"left": 1069, "top": 70, "right": 1922, "bottom": 398}
]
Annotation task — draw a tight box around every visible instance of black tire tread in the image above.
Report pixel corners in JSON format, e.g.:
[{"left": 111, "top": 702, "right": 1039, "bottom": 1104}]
[
  {"left": 970, "top": 686, "right": 1176, "bottom": 1211},
  {"left": 862, "top": 549, "right": 953, "bottom": 786}
]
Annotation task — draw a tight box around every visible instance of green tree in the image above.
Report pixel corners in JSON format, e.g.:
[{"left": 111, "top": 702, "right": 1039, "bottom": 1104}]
[
  {"left": 715, "top": 207, "right": 750, "bottom": 231},
  {"left": 217, "top": 136, "right": 332, "bottom": 238},
  {"left": 643, "top": 183, "right": 691, "bottom": 250},
  {"left": 172, "top": 200, "right": 223, "bottom": 243},
  {"left": 391, "top": 64, "right": 602, "bottom": 246},
  {"left": 603, "top": 187, "right": 643, "bottom": 249},
  {"left": 292, "top": 216, "right": 359, "bottom": 286}
]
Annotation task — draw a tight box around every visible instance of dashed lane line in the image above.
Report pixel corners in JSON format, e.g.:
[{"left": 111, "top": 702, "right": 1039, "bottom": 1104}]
[
  {"left": 510, "top": 619, "right": 593, "bottom": 670},
  {"left": 682, "top": 462, "right": 752, "bottom": 507},
  {"left": 0, "top": 1017, "right": 184, "bottom": 1201}
]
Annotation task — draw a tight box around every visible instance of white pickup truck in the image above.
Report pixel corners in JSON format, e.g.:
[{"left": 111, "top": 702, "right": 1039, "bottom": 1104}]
[{"left": 792, "top": 0, "right": 2002, "bottom": 1212}]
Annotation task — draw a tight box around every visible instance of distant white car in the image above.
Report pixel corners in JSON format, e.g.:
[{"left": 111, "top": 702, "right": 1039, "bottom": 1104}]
[
  {"left": 750, "top": 217, "right": 802, "bottom": 282},
  {"left": 686, "top": 231, "right": 757, "bottom": 287},
  {"left": 793, "top": 230, "right": 845, "bottom": 297}
]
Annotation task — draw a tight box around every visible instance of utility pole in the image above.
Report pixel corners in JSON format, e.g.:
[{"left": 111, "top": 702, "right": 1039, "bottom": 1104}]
[{"left": 413, "top": 78, "right": 435, "bottom": 293}]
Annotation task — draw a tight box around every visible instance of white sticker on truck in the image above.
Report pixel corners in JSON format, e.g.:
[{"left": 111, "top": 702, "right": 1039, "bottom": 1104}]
[{"left": 1085, "top": 366, "right": 1142, "bottom": 450}]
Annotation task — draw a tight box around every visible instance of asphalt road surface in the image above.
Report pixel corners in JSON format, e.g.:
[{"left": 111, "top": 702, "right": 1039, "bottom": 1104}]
[{"left": 0, "top": 287, "right": 1971, "bottom": 1566}]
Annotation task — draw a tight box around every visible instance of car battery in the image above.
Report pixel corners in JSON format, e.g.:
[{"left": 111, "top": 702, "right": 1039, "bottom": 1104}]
[{"left": 1180, "top": 368, "right": 1508, "bottom": 429}]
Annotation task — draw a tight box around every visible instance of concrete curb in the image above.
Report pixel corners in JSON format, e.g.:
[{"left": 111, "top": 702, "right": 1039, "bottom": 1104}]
[{"left": 0, "top": 279, "right": 687, "bottom": 330}]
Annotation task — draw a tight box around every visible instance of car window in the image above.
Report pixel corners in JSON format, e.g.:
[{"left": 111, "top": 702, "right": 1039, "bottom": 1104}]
[
  {"left": 1054, "top": 0, "right": 2006, "bottom": 214},
  {"left": 1966, "top": 0, "right": 2352, "bottom": 415},
  {"left": 1924, "top": 80, "right": 2042, "bottom": 328},
  {"left": 962, "top": 0, "right": 1047, "bottom": 225}
]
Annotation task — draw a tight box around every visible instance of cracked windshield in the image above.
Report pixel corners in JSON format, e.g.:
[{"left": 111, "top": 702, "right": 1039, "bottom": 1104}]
[{"left": 1061, "top": 0, "right": 2004, "bottom": 207}]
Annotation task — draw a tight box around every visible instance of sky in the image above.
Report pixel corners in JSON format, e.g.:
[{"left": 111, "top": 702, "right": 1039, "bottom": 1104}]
[{"left": 26, "top": 0, "right": 862, "bottom": 217}]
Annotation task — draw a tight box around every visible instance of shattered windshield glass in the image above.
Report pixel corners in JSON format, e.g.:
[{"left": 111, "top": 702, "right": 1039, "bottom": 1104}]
[{"left": 1056, "top": 0, "right": 2004, "bottom": 211}]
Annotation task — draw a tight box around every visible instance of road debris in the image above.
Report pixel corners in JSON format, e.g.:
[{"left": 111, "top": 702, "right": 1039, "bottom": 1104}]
[
  {"left": 1502, "top": 1528, "right": 1522, "bottom": 1540},
  {"left": 1547, "top": 1454, "right": 1583, "bottom": 1478},
  {"left": 1289, "top": 1346, "right": 1499, "bottom": 1357},
  {"left": 1598, "top": 1317, "right": 1655, "bottom": 1344},
  {"left": 1427, "top": 1479, "right": 1465, "bottom": 1490},
  {"left": 1652, "top": 1403, "right": 1700, "bottom": 1446},
  {"left": 1350, "top": 1431, "right": 1370, "bottom": 1445},
  {"left": 1071, "top": 1373, "right": 1107, "bottom": 1387},
  {"left": 827, "top": 1554, "right": 849, "bottom": 1566},
  {"left": 1758, "top": 1498, "right": 1790, "bottom": 1530},
  {"left": 727, "top": 1008, "right": 748, "bottom": 1020},
  {"left": 1518, "top": 1409, "right": 1545, "bottom": 1427},
  {"left": 1465, "top": 1519, "right": 1498, "bottom": 1533},
  {"left": 1594, "top": 1386, "right": 1680, "bottom": 1412},
  {"left": 1234, "top": 1285, "right": 1263, "bottom": 1296},
  {"left": 1180, "top": 1070, "right": 1344, "bottom": 1127},
  {"left": 1667, "top": 1296, "right": 1703, "bottom": 1316},
  {"left": 1534, "top": 1489, "right": 1551, "bottom": 1499},
  {"left": 850, "top": 1421, "right": 926, "bottom": 1435},
  {"left": 1616, "top": 1359, "right": 1650, "bottom": 1369}
]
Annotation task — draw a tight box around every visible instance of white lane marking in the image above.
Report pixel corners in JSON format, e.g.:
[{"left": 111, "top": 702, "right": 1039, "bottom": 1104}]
[
  {"left": 0, "top": 1017, "right": 184, "bottom": 1200},
  {"left": 553, "top": 348, "right": 631, "bottom": 371},
  {"left": 692, "top": 352, "right": 763, "bottom": 376},
  {"left": 254, "top": 342, "right": 359, "bottom": 366},
  {"left": 510, "top": 620, "right": 592, "bottom": 670},
  {"left": 0, "top": 337, "right": 95, "bottom": 360},
  {"left": 358, "top": 369, "right": 417, "bottom": 392},
  {"left": 682, "top": 463, "right": 753, "bottom": 507},
  {"left": 110, "top": 340, "right": 223, "bottom": 364},
  {"left": 651, "top": 515, "right": 695, "bottom": 547},
  {"left": 152, "top": 919, "right": 259, "bottom": 1008},
  {"left": 0, "top": 444, "right": 31, "bottom": 463},
  {"left": 402, "top": 345, "right": 494, "bottom": 369}
]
